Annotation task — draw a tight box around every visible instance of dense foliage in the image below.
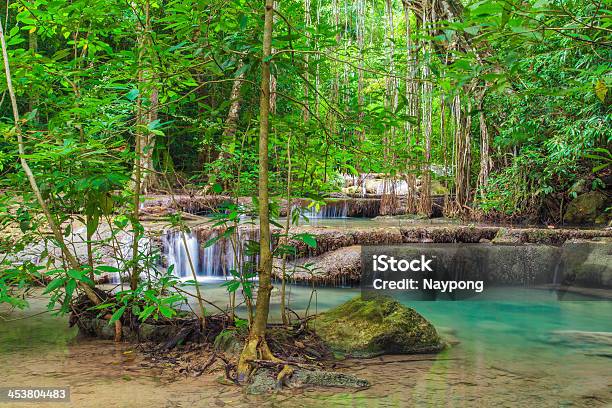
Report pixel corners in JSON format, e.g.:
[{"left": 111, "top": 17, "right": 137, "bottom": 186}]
[{"left": 0, "top": 0, "right": 609, "bottom": 361}]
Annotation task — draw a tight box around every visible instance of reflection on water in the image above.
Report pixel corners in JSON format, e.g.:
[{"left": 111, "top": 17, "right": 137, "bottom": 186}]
[{"left": 1, "top": 287, "right": 611, "bottom": 407}]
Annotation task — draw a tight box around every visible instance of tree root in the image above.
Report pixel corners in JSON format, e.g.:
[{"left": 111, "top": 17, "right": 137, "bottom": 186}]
[
  {"left": 237, "top": 336, "right": 279, "bottom": 380},
  {"left": 114, "top": 320, "right": 122, "bottom": 342},
  {"left": 276, "top": 365, "right": 294, "bottom": 389}
]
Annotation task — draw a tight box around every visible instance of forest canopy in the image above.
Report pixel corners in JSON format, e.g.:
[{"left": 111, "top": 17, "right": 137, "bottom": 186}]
[{"left": 0, "top": 0, "right": 609, "bottom": 222}]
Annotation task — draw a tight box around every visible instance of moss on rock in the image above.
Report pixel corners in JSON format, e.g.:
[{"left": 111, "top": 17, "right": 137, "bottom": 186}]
[
  {"left": 314, "top": 296, "right": 444, "bottom": 357},
  {"left": 246, "top": 367, "right": 369, "bottom": 394},
  {"left": 564, "top": 191, "right": 609, "bottom": 224}
]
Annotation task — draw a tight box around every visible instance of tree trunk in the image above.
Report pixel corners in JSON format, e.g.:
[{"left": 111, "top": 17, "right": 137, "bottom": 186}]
[
  {"left": 419, "top": 0, "right": 432, "bottom": 215},
  {"left": 476, "top": 90, "right": 491, "bottom": 197},
  {"left": 280, "top": 135, "right": 292, "bottom": 326},
  {"left": 380, "top": 0, "right": 400, "bottom": 216},
  {"left": 404, "top": 4, "right": 418, "bottom": 213},
  {"left": 141, "top": 84, "right": 158, "bottom": 193},
  {"left": 28, "top": 30, "right": 38, "bottom": 119},
  {"left": 134, "top": 0, "right": 158, "bottom": 194},
  {"left": 237, "top": 0, "right": 279, "bottom": 379},
  {"left": 453, "top": 94, "right": 472, "bottom": 208},
  {"left": 356, "top": 0, "right": 365, "bottom": 141},
  {"left": 0, "top": 19, "right": 100, "bottom": 306},
  {"left": 224, "top": 62, "right": 246, "bottom": 139},
  {"left": 214, "top": 61, "right": 247, "bottom": 172},
  {"left": 303, "top": 0, "right": 311, "bottom": 122}
]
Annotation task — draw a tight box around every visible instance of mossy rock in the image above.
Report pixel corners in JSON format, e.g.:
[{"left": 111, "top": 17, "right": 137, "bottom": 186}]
[
  {"left": 213, "top": 329, "right": 244, "bottom": 355},
  {"left": 431, "top": 179, "right": 449, "bottom": 195},
  {"left": 492, "top": 227, "right": 524, "bottom": 245},
  {"left": 314, "top": 296, "right": 444, "bottom": 357},
  {"left": 564, "top": 191, "right": 609, "bottom": 225},
  {"left": 246, "top": 367, "right": 369, "bottom": 394}
]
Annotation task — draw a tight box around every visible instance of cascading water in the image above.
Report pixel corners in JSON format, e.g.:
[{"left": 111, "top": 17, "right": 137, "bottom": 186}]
[
  {"left": 162, "top": 228, "right": 259, "bottom": 280},
  {"left": 376, "top": 179, "right": 409, "bottom": 195},
  {"left": 163, "top": 231, "right": 200, "bottom": 278},
  {"left": 161, "top": 199, "right": 378, "bottom": 281},
  {"left": 305, "top": 201, "right": 349, "bottom": 219}
]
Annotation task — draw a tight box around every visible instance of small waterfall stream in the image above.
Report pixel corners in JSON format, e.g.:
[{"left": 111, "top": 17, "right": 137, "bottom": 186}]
[
  {"left": 163, "top": 232, "right": 200, "bottom": 278},
  {"left": 161, "top": 200, "right": 366, "bottom": 279},
  {"left": 161, "top": 199, "right": 375, "bottom": 279},
  {"left": 162, "top": 228, "right": 260, "bottom": 280},
  {"left": 304, "top": 201, "right": 349, "bottom": 219}
]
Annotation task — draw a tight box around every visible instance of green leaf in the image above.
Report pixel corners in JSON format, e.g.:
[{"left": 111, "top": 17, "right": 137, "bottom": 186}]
[
  {"left": 96, "top": 265, "right": 120, "bottom": 273},
  {"left": 66, "top": 269, "right": 85, "bottom": 280},
  {"left": 204, "top": 235, "right": 221, "bottom": 248},
  {"left": 139, "top": 305, "right": 156, "bottom": 321},
  {"left": 234, "top": 63, "right": 250, "bottom": 78},
  {"left": 464, "top": 26, "right": 480, "bottom": 35},
  {"left": 87, "top": 214, "right": 100, "bottom": 238},
  {"left": 222, "top": 280, "right": 240, "bottom": 292},
  {"left": 126, "top": 89, "right": 139, "bottom": 101},
  {"left": 43, "top": 277, "right": 66, "bottom": 294},
  {"left": 595, "top": 80, "right": 607, "bottom": 102},
  {"left": 293, "top": 233, "right": 317, "bottom": 248},
  {"left": 159, "top": 305, "right": 175, "bottom": 318},
  {"left": 109, "top": 305, "right": 126, "bottom": 324}
]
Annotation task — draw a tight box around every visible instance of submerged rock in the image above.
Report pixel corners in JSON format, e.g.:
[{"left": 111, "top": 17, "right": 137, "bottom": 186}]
[
  {"left": 314, "top": 296, "right": 444, "bottom": 357},
  {"left": 246, "top": 367, "right": 369, "bottom": 394},
  {"left": 564, "top": 191, "right": 609, "bottom": 224},
  {"left": 549, "top": 330, "right": 612, "bottom": 347},
  {"left": 545, "top": 330, "right": 612, "bottom": 358}
]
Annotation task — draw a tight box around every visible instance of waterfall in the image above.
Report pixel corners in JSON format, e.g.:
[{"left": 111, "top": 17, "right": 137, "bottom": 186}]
[
  {"left": 376, "top": 179, "right": 409, "bottom": 195},
  {"left": 107, "top": 233, "right": 156, "bottom": 284},
  {"left": 162, "top": 228, "right": 259, "bottom": 280},
  {"left": 306, "top": 201, "right": 349, "bottom": 219},
  {"left": 163, "top": 231, "right": 200, "bottom": 278},
  {"left": 360, "top": 174, "right": 367, "bottom": 197}
]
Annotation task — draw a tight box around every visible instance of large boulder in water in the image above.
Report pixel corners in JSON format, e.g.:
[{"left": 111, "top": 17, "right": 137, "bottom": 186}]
[
  {"left": 564, "top": 191, "right": 609, "bottom": 225},
  {"left": 314, "top": 296, "right": 444, "bottom": 357}
]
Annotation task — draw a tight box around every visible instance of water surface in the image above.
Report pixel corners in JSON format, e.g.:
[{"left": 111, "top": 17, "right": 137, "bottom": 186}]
[{"left": 1, "top": 287, "right": 610, "bottom": 407}]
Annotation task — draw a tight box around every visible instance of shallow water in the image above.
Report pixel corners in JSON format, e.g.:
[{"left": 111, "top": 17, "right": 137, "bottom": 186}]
[{"left": 1, "top": 286, "right": 610, "bottom": 407}]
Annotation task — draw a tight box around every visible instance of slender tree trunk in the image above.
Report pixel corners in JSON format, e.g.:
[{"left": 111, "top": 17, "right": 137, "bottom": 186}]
[
  {"left": 440, "top": 89, "right": 449, "bottom": 205},
  {"left": 214, "top": 60, "right": 247, "bottom": 176},
  {"left": 356, "top": 0, "right": 365, "bottom": 141},
  {"left": 404, "top": 4, "right": 418, "bottom": 213},
  {"left": 315, "top": 0, "right": 321, "bottom": 114},
  {"left": 303, "top": 0, "right": 311, "bottom": 122},
  {"left": 28, "top": 30, "right": 38, "bottom": 119},
  {"left": 453, "top": 94, "right": 472, "bottom": 208},
  {"left": 476, "top": 90, "right": 491, "bottom": 197},
  {"left": 131, "top": 0, "right": 150, "bottom": 291},
  {"left": 0, "top": 19, "right": 100, "bottom": 306},
  {"left": 380, "top": 0, "right": 399, "bottom": 215},
  {"left": 419, "top": 0, "right": 432, "bottom": 215},
  {"left": 280, "top": 135, "right": 292, "bottom": 326},
  {"left": 224, "top": 61, "right": 246, "bottom": 139},
  {"left": 141, "top": 83, "right": 158, "bottom": 192},
  {"left": 237, "top": 0, "right": 280, "bottom": 379},
  {"left": 134, "top": 0, "right": 158, "bottom": 194}
]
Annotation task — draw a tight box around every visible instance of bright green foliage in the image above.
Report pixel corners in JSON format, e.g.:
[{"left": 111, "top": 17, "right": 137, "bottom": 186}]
[{"left": 0, "top": 0, "right": 609, "bottom": 315}]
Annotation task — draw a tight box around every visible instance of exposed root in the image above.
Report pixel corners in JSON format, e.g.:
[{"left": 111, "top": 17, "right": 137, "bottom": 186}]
[
  {"left": 237, "top": 336, "right": 281, "bottom": 381},
  {"left": 114, "top": 320, "right": 122, "bottom": 342},
  {"left": 276, "top": 364, "right": 294, "bottom": 388}
]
